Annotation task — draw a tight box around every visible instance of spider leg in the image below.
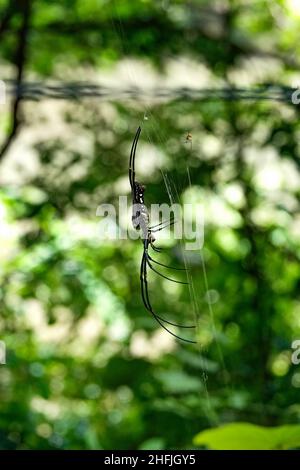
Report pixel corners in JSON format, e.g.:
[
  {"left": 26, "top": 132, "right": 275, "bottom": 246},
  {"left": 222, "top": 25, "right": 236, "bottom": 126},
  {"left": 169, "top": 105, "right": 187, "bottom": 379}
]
[
  {"left": 149, "top": 219, "right": 176, "bottom": 251},
  {"left": 150, "top": 241, "right": 164, "bottom": 252},
  {"left": 141, "top": 243, "right": 194, "bottom": 328},
  {"left": 146, "top": 255, "right": 189, "bottom": 284},
  {"left": 150, "top": 220, "right": 175, "bottom": 233},
  {"left": 140, "top": 252, "right": 151, "bottom": 311},
  {"left": 149, "top": 217, "right": 175, "bottom": 230},
  {"left": 140, "top": 252, "right": 196, "bottom": 339},
  {"left": 140, "top": 253, "right": 171, "bottom": 323},
  {"left": 129, "top": 126, "right": 141, "bottom": 189},
  {"left": 147, "top": 253, "right": 187, "bottom": 271},
  {"left": 142, "top": 253, "right": 195, "bottom": 329}
]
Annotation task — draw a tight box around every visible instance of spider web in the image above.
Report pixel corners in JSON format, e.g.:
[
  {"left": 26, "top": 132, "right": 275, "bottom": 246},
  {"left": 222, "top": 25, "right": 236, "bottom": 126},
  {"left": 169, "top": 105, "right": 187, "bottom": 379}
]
[
  {"left": 143, "top": 115, "right": 231, "bottom": 426},
  {"left": 109, "top": 0, "right": 235, "bottom": 428}
]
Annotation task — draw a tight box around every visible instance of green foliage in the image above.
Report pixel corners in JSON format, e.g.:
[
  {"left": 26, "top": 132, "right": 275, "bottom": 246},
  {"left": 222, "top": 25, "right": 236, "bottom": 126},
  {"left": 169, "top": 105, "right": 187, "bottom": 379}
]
[
  {"left": 0, "top": 0, "right": 300, "bottom": 450},
  {"left": 194, "top": 423, "right": 300, "bottom": 450}
]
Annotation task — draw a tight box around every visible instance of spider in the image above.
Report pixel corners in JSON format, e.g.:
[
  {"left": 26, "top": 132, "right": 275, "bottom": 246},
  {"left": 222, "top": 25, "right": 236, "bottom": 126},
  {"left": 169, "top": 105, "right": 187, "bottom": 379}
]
[
  {"left": 185, "top": 131, "right": 193, "bottom": 150},
  {"left": 129, "top": 126, "right": 196, "bottom": 344}
]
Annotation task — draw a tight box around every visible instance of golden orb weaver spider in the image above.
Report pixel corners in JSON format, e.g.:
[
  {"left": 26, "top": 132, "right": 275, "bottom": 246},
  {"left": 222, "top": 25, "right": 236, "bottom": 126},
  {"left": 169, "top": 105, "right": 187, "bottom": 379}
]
[{"left": 129, "top": 126, "right": 196, "bottom": 343}]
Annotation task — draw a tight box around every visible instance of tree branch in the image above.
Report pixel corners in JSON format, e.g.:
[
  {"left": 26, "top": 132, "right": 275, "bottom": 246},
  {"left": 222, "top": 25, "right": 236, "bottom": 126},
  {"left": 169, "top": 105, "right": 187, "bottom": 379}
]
[
  {"left": 0, "top": 0, "right": 31, "bottom": 162},
  {"left": 0, "top": 0, "right": 16, "bottom": 41}
]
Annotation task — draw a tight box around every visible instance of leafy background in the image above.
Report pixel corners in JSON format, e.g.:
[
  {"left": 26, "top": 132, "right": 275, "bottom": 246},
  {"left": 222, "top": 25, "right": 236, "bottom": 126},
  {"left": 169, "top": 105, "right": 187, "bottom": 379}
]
[{"left": 0, "top": 0, "right": 300, "bottom": 450}]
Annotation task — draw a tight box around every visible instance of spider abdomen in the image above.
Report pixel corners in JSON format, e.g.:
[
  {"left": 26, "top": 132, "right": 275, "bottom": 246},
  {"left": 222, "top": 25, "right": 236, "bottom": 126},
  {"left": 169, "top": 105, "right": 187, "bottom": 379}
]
[{"left": 132, "top": 202, "right": 149, "bottom": 239}]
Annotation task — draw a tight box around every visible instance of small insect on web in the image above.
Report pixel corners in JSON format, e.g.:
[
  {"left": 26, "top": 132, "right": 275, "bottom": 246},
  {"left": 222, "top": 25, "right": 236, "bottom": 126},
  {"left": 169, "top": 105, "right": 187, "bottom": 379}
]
[
  {"left": 185, "top": 131, "right": 192, "bottom": 150},
  {"left": 129, "top": 126, "right": 196, "bottom": 344}
]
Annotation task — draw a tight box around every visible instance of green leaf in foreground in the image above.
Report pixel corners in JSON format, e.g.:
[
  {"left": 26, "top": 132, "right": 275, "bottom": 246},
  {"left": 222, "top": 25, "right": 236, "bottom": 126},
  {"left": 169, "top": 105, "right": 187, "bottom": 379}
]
[{"left": 194, "top": 423, "right": 300, "bottom": 450}]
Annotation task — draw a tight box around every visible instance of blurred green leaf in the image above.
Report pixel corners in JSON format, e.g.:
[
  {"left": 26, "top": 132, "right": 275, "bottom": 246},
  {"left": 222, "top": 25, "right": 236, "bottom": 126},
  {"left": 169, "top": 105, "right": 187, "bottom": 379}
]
[{"left": 194, "top": 423, "right": 300, "bottom": 450}]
